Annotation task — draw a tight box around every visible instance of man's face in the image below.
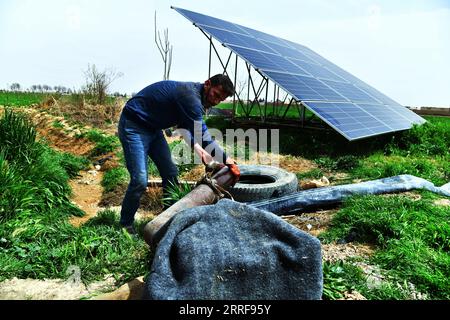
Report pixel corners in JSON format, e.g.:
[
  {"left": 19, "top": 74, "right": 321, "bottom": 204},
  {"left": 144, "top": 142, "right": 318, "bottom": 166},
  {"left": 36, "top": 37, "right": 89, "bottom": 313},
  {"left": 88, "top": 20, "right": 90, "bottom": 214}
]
[{"left": 204, "top": 80, "right": 229, "bottom": 108}]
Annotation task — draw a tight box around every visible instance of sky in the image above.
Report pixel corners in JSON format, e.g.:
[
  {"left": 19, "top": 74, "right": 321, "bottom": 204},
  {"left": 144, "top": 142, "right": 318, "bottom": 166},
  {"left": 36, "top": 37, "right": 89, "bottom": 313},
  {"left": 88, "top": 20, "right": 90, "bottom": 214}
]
[{"left": 0, "top": 0, "right": 449, "bottom": 107}]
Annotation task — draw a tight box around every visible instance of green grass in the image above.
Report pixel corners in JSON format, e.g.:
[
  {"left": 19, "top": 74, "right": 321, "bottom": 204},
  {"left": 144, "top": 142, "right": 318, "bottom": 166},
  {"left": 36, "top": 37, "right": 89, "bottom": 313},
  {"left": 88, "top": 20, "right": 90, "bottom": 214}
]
[
  {"left": 0, "top": 209, "right": 150, "bottom": 283},
  {"left": 319, "top": 192, "right": 450, "bottom": 299},
  {"left": 56, "top": 152, "right": 90, "bottom": 178},
  {"left": 351, "top": 153, "right": 448, "bottom": 186},
  {"left": 0, "top": 91, "right": 47, "bottom": 107},
  {"left": 386, "top": 117, "right": 449, "bottom": 157},
  {"left": 0, "top": 109, "right": 78, "bottom": 219},
  {"left": 0, "top": 109, "right": 151, "bottom": 286},
  {"left": 169, "top": 140, "right": 199, "bottom": 173},
  {"left": 82, "top": 129, "right": 121, "bottom": 157},
  {"left": 296, "top": 168, "right": 324, "bottom": 180},
  {"left": 102, "top": 167, "right": 129, "bottom": 192},
  {"left": 52, "top": 120, "right": 65, "bottom": 129},
  {"left": 322, "top": 261, "right": 364, "bottom": 300},
  {"left": 161, "top": 181, "right": 193, "bottom": 208},
  {"left": 206, "top": 115, "right": 449, "bottom": 185},
  {"left": 322, "top": 260, "right": 411, "bottom": 300}
]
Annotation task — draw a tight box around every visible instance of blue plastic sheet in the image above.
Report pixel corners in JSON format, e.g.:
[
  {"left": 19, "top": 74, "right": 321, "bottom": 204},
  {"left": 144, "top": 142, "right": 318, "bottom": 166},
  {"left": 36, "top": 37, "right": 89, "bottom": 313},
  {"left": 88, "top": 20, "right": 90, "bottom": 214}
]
[{"left": 250, "top": 175, "right": 450, "bottom": 215}]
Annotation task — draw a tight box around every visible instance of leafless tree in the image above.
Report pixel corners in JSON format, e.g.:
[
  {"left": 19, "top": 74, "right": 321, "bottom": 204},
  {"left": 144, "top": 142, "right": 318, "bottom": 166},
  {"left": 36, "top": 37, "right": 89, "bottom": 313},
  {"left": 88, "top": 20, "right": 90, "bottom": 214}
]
[
  {"left": 154, "top": 11, "right": 173, "bottom": 80},
  {"left": 10, "top": 83, "right": 21, "bottom": 91},
  {"left": 235, "top": 79, "right": 248, "bottom": 100},
  {"left": 83, "top": 64, "right": 123, "bottom": 104}
]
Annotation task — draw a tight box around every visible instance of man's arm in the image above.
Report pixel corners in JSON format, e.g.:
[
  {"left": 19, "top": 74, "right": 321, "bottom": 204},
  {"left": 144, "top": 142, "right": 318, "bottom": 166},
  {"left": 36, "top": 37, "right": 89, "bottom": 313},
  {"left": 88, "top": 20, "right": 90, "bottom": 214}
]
[
  {"left": 174, "top": 83, "right": 234, "bottom": 165},
  {"left": 179, "top": 132, "right": 234, "bottom": 165},
  {"left": 179, "top": 118, "right": 230, "bottom": 164},
  {"left": 193, "top": 142, "right": 235, "bottom": 165}
]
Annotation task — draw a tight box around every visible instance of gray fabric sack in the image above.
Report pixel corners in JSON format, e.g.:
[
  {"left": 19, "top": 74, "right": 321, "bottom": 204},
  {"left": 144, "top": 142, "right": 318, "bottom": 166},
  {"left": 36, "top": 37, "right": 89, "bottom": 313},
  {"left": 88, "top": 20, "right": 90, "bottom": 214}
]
[{"left": 143, "top": 198, "right": 323, "bottom": 300}]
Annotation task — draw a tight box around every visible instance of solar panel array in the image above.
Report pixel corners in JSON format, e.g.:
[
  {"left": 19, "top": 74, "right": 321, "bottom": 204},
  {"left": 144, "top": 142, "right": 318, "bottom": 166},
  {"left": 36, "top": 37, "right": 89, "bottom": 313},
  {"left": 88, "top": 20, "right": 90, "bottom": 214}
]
[{"left": 173, "top": 7, "right": 425, "bottom": 140}]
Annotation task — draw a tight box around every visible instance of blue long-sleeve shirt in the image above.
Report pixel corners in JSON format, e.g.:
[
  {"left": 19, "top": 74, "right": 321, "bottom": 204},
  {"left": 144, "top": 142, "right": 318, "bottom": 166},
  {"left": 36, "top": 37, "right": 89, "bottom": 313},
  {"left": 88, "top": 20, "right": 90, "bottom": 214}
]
[{"left": 122, "top": 80, "right": 227, "bottom": 162}]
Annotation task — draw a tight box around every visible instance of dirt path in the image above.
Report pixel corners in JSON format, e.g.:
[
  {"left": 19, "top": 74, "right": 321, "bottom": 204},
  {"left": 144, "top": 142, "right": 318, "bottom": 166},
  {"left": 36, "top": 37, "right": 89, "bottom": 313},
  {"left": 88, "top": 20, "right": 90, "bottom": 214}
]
[{"left": 69, "top": 169, "right": 105, "bottom": 227}]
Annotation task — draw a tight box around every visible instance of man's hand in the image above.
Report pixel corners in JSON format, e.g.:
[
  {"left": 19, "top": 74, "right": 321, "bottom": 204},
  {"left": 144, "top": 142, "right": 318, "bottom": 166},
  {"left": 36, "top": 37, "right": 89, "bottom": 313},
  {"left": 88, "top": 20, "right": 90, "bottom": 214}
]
[
  {"left": 226, "top": 162, "right": 240, "bottom": 186},
  {"left": 201, "top": 153, "right": 225, "bottom": 175},
  {"left": 223, "top": 158, "right": 240, "bottom": 185},
  {"left": 200, "top": 152, "right": 214, "bottom": 166},
  {"left": 202, "top": 154, "right": 240, "bottom": 185}
]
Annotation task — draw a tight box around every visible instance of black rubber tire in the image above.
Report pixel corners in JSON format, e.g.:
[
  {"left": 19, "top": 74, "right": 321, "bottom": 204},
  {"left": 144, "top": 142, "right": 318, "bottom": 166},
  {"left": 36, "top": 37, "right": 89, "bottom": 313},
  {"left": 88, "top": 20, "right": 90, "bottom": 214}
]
[{"left": 229, "top": 164, "right": 298, "bottom": 202}]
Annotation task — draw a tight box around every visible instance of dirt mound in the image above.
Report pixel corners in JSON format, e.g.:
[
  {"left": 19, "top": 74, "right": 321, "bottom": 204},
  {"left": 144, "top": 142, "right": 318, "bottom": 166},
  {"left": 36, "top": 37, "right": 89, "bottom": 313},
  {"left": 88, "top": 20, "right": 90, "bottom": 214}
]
[{"left": 19, "top": 107, "right": 96, "bottom": 156}]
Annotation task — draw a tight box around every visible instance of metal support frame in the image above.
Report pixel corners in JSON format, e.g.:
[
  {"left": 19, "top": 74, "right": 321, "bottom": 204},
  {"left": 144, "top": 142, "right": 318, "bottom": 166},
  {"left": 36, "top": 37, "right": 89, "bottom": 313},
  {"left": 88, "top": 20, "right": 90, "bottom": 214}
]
[
  {"left": 245, "top": 62, "right": 268, "bottom": 121},
  {"left": 198, "top": 28, "right": 323, "bottom": 130}
]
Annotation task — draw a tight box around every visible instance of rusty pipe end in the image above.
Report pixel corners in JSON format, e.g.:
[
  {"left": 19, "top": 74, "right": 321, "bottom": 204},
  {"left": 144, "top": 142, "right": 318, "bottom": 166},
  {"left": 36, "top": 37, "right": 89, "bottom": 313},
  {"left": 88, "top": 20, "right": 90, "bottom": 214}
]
[{"left": 143, "top": 167, "right": 236, "bottom": 248}]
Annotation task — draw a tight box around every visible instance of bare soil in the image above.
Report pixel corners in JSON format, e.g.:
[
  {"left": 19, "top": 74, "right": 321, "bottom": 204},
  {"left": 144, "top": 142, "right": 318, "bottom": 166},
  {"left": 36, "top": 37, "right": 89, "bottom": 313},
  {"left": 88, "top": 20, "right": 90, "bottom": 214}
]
[
  {"left": 69, "top": 169, "right": 105, "bottom": 227},
  {"left": 0, "top": 276, "right": 116, "bottom": 300}
]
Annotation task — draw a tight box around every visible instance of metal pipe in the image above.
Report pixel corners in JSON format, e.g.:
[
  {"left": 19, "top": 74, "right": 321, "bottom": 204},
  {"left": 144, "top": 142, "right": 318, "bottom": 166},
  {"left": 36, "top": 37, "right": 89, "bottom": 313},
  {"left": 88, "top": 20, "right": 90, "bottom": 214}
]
[{"left": 143, "top": 166, "right": 235, "bottom": 249}]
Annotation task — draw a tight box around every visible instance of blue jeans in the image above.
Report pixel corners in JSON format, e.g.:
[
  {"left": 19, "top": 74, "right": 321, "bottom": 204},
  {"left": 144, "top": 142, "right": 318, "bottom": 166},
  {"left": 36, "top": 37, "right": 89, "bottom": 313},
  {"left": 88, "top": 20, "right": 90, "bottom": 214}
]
[{"left": 118, "top": 113, "right": 178, "bottom": 226}]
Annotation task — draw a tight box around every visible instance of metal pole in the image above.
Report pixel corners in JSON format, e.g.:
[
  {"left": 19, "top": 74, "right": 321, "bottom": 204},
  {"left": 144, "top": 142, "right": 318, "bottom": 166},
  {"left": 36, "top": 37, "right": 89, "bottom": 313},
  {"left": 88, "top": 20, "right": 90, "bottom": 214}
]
[
  {"left": 276, "top": 86, "right": 280, "bottom": 117},
  {"left": 281, "top": 98, "right": 295, "bottom": 119},
  {"left": 210, "top": 42, "right": 229, "bottom": 73},
  {"left": 208, "top": 37, "right": 212, "bottom": 79},
  {"left": 301, "top": 103, "right": 306, "bottom": 128},
  {"left": 246, "top": 63, "right": 251, "bottom": 117},
  {"left": 252, "top": 78, "right": 266, "bottom": 120},
  {"left": 233, "top": 54, "right": 238, "bottom": 119},
  {"left": 223, "top": 51, "right": 233, "bottom": 76},
  {"left": 273, "top": 83, "right": 277, "bottom": 117},
  {"left": 264, "top": 77, "right": 269, "bottom": 122}
]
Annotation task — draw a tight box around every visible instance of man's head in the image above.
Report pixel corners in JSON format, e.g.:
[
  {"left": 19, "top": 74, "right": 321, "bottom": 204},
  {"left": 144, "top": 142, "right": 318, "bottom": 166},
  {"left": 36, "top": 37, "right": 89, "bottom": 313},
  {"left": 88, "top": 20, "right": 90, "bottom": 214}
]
[{"left": 203, "top": 74, "right": 234, "bottom": 108}]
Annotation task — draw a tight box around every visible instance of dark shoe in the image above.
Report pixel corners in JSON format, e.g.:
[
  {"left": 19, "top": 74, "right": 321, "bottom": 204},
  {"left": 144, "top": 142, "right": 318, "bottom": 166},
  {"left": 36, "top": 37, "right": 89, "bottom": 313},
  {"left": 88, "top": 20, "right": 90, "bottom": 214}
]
[{"left": 122, "top": 224, "right": 136, "bottom": 235}]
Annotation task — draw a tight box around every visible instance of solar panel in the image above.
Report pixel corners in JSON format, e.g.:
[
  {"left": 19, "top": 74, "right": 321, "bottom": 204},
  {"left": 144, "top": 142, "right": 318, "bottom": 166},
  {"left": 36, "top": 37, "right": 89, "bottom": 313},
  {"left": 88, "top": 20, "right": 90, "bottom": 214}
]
[
  {"left": 173, "top": 6, "right": 426, "bottom": 140},
  {"left": 305, "top": 102, "right": 393, "bottom": 140},
  {"left": 227, "top": 45, "right": 311, "bottom": 76},
  {"left": 199, "top": 25, "right": 277, "bottom": 53},
  {"left": 263, "top": 71, "right": 347, "bottom": 102}
]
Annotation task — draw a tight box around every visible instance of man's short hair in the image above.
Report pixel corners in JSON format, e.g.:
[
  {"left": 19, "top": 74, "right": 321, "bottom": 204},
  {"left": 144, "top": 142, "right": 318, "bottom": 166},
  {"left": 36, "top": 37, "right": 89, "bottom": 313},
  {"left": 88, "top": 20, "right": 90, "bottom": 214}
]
[{"left": 209, "top": 74, "right": 234, "bottom": 97}]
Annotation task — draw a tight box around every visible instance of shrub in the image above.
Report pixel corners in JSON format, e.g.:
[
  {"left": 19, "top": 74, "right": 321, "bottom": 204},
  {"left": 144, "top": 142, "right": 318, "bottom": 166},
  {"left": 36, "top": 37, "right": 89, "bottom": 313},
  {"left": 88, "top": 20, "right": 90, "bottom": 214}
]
[
  {"left": 102, "top": 167, "right": 129, "bottom": 192},
  {"left": 386, "top": 119, "right": 449, "bottom": 157},
  {"left": 84, "top": 129, "right": 120, "bottom": 156}
]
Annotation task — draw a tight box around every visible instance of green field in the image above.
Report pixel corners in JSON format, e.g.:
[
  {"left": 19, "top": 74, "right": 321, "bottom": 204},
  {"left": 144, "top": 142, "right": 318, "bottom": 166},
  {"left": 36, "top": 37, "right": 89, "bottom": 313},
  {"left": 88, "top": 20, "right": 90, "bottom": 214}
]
[{"left": 0, "top": 91, "right": 47, "bottom": 107}]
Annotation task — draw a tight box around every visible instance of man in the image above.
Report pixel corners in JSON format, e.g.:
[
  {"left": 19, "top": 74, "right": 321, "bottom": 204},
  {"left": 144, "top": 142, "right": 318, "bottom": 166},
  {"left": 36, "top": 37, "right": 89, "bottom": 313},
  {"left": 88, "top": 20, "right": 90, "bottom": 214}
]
[{"left": 118, "top": 74, "right": 240, "bottom": 234}]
